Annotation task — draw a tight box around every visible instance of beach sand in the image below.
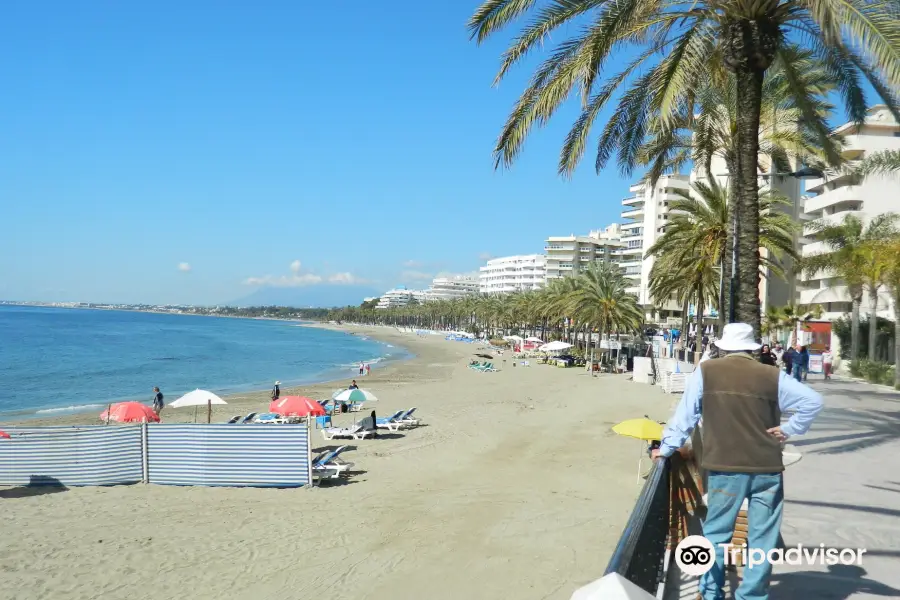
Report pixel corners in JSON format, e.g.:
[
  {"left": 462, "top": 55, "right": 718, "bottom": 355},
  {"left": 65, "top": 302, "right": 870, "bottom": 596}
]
[{"left": 1, "top": 325, "right": 674, "bottom": 600}]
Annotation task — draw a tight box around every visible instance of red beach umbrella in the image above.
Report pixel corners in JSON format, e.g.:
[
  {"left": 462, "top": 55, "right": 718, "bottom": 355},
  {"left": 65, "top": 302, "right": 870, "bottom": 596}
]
[
  {"left": 269, "top": 396, "right": 326, "bottom": 417},
  {"left": 0, "top": 430, "right": 9, "bottom": 439},
  {"left": 100, "top": 402, "right": 160, "bottom": 423}
]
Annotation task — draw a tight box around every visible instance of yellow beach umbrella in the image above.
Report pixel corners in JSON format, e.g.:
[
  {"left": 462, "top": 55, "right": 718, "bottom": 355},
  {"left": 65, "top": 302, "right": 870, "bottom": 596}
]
[
  {"left": 612, "top": 418, "right": 664, "bottom": 442},
  {"left": 613, "top": 418, "right": 665, "bottom": 484}
]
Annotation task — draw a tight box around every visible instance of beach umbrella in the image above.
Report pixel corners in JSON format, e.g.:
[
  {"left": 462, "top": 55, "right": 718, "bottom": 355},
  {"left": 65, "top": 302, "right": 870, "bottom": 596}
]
[
  {"left": 613, "top": 418, "right": 665, "bottom": 484},
  {"left": 0, "top": 430, "right": 9, "bottom": 439},
  {"left": 333, "top": 388, "right": 378, "bottom": 404},
  {"left": 525, "top": 336, "right": 543, "bottom": 343},
  {"left": 100, "top": 402, "right": 160, "bottom": 423},
  {"left": 170, "top": 389, "right": 228, "bottom": 423},
  {"left": 270, "top": 396, "right": 326, "bottom": 417},
  {"left": 169, "top": 389, "right": 227, "bottom": 408},
  {"left": 539, "top": 341, "right": 573, "bottom": 352}
]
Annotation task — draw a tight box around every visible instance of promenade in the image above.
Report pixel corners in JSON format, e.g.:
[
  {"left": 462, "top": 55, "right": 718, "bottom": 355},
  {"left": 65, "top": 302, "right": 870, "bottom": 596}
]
[{"left": 664, "top": 378, "right": 900, "bottom": 599}]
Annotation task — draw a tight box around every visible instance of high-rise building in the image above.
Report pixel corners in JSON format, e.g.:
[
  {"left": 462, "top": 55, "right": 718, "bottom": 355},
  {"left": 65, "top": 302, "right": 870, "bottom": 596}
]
[
  {"left": 376, "top": 286, "right": 426, "bottom": 309},
  {"left": 478, "top": 255, "right": 546, "bottom": 294},
  {"left": 616, "top": 174, "right": 692, "bottom": 321},
  {"left": 424, "top": 276, "right": 480, "bottom": 302},
  {"left": 799, "top": 105, "right": 900, "bottom": 322},
  {"left": 544, "top": 224, "right": 624, "bottom": 281}
]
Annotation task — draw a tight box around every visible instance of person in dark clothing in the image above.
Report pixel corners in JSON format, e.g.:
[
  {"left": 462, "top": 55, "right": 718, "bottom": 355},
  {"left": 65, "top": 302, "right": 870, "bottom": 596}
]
[
  {"left": 271, "top": 381, "right": 281, "bottom": 401},
  {"left": 348, "top": 380, "right": 359, "bottom": 390},
  {"left": 152, "top": 387, "right": 164, "bottom": 415},
  {"left": 799, "top": 346, "right": 811, "bottom": 381},
  {"left": 759, "top": 344, "right": 777, "bottom": 366},
  {"left": 783, "top": 346, "right": 795, "bottom": 375}
]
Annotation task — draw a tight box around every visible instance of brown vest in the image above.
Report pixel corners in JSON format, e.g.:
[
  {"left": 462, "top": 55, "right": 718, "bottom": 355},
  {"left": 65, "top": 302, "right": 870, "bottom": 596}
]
[{"left": 700, "top": 353, "right": 783, "bottom": 473}]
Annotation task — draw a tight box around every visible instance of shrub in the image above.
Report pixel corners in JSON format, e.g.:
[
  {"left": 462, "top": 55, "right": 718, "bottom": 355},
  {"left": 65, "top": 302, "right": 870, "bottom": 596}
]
[{"left": 851, "top": 359, "right": 895, "bottom": 385}]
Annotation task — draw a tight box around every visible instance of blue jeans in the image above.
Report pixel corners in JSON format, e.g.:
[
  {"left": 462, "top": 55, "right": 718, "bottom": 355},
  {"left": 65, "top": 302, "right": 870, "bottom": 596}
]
[
  {"left": 792, "top": 363, "right": 802, "bottom": 382},
  {"left": 700, "top": 472, "right": 784, "bottom": 600}
]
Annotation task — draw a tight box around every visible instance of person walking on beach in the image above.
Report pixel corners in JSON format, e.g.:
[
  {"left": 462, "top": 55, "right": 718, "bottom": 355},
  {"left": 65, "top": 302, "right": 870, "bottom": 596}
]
[
  {"left": 652, "top": 323, "right": 823, "bottom": 600},
  {"left": 152, "top": 387, "right": 164, "bottom": 415},
  {"left": 365, "top": 363, "right": 371, "bottom": 376},
  {"left": 359, "top": 362, "right": 364, "bottom": 375},
  {"left": 271, "top": 381, "right": 281, "bottom": 401},
  {"left": 822, "top": 346, "right": 834, "bottom": 380}
]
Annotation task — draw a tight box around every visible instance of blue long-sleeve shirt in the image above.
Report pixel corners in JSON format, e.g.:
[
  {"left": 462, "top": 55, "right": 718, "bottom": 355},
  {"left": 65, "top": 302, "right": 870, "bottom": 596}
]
[{"left": 659, "top": 364, "right": 824, "bottom": 457}]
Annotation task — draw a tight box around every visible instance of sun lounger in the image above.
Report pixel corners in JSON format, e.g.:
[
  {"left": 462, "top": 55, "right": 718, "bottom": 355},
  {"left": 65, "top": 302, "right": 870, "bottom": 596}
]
[
  {"left": 469, "top": 361, "right": 488, "bottom": 370},
  {"left": 237, "top": 412, "right": 258, "bottom": 424},
  {"left": 224, "top": 415, "right": 242, "bottom": 424},
  {"left": 254, "top": 412, "right": 290, "bottom": 424},
  {"left": 348, "top": 402, "right": 365, "bottom": 412},
  {"left": 321, "top": 424, "right": 375, "bottom": 440},
  {"left": 397, "top": 407, "right": 420, "bottom": 427},
  {"left": 312, "top": 464, "right": 341, "bottom": 482},
  {"left": 376, "top": 410, "right": 406, "bottom": 431},
  {"left": 475, "top": 362, "right": 498, "bottom": 372},
  {"left": 313, "top": 445, "right": 355, "bottom": 474}
]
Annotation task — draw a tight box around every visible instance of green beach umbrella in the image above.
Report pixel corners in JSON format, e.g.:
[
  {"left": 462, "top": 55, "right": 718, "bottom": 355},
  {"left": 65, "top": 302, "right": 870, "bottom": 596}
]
[{"left": 333, "top": 388, "right": 378, "bottom": 403}]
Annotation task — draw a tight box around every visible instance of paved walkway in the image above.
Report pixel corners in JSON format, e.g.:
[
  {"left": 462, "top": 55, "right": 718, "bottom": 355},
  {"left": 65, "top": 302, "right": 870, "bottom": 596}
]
[{"left": 664, "top": 378, "right": 900, "bottom": 599}]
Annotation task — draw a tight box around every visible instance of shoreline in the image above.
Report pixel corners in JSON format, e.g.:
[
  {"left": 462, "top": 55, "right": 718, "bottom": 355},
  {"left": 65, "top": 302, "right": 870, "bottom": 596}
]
[{"left": 8, "top": 322, "right": 419, "bottom": 427}]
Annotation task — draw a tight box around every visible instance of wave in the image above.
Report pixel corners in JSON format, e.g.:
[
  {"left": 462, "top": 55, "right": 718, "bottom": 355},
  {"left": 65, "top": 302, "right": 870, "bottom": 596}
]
[
  {"left": 35, "top": 403, "right": 104, "bottom": 414},
  {"left": 339, "top": 355, "right": 391, "bottom": 368}
]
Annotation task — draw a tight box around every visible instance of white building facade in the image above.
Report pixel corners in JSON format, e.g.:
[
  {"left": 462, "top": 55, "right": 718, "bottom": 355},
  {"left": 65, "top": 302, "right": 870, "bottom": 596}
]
[
  {"left": 424, "top": 276, "right": 480, "bottom": 302},
  {"left": 376, "top": 286, "right": 426, "bottom": 309},
  {"left": 617, "top": 174, "right": 692, "bottom": 321},
  {"left": 479, "top": 255, "right": 546, "bottom": 294},
  {"left": 799, "top": 105, "right": 900, "bottom": 322},
  {"left": 544, "top": 224, "right": 624, "bottom": 281}
]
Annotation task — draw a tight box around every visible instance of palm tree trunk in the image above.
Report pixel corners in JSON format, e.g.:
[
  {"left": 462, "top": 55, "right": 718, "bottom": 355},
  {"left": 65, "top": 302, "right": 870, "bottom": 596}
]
[
  {"left": 851, "top": 295, "right": 862, "bottom": 361},
  {"left": 718, "top": 251, "right": 727, "bottom": 335},
  {"left": 868, "top": 288, "right": 880, "bottom": 361},
  {"left": 894, "top": 294, "right": 900, "bottom": 389},
  {"left": 723, "top": 19, "right": 775, "bottom": 336}
]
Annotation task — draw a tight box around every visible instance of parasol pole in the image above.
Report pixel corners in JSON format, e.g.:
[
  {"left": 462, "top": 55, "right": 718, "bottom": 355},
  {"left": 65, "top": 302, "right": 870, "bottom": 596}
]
[
  {"left": 207, "top": 399, "right": 212, "bottom": 424},
  {"left": 636, "top": 442, "right": 643, "bottom": 485},
  {"left": 106, "top": 404, "right": 111, "bottom": 425}
]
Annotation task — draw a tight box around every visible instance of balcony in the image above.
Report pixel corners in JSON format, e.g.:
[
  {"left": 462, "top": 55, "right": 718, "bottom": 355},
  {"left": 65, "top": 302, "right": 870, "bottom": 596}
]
[
  {"left": 621, "top": 207, "right": 645, "bottom": 220},
  {"left": 802, "top": 205, "right": 863, "bottom": 235},
  {"left": 621, "top": 233, "right": 643, "bottom": 242},
  {"left": 622, "top": 196, "right": 645, "bottom": 207},
  {"left": 803, "top": 185, "right": 865, "bottom": 215},
  {"left": 619, "top": 246, "right": 643, "bottom": 256},
  {"left": 799, "top": 284, "right": 850, "bottom": 305}
]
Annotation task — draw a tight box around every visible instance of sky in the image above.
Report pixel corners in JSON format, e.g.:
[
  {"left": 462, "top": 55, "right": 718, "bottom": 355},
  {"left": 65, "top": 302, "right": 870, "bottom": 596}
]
[{"left": 0, "top": 2, "right": 871, "bottom": 306}]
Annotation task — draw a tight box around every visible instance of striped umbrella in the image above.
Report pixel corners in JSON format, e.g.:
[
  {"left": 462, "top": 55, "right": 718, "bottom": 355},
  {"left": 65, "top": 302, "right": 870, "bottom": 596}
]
[{"left": 332, "top": 389, "right": 378, "bottom": 403}]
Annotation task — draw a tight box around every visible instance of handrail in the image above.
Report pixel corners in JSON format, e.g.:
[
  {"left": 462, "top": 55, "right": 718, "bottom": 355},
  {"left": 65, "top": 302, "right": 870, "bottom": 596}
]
[{"left": 604, "top": 457, "right": 671, "bottom": 593}]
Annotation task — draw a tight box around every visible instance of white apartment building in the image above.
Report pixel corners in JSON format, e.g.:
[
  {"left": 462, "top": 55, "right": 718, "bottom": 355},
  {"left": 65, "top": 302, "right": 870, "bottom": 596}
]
[
  {"left": 617, "top": 174, "right": 692, "bottom": 321},
  {"left": 376, "top": 286, "right": 426, "bottom": 309},
  {"left": 544, "top": 224, "right": 624, "bottom": 280},
  {"left": 424, "top": 276, "right": 480, "bottom": 302},
  {"left": 479, "top": 255, "right": 546, "bottom": 294},
  {"left": 799, "top": 104, "right": 900, "bottom": 322}
]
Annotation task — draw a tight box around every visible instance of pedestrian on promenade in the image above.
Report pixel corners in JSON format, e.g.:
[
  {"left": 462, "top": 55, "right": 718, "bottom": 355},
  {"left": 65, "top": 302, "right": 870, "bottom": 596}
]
[
  {"left": 772, "top": 342, "right": 784, "bottom": 367},
  {"left": 652, "top": 323, "right": 823, "bottom": 600},
  {"left": 799, "top": 346, "right": 810, "bottom": 381},
  {"left": 783, "top": 344, "right": 797, "bottom": 376},
  {"left": 759, "top": 344, "right": 777, "bottom": 366},
  {"left": 790, "top": 343, "right": 804, "bottom": 382},
  {"left": 822, "top": 347, "right": 834, "bottom": 380},
  {"left": 152, "top": 386, "right": 164, "bottom": 415}
]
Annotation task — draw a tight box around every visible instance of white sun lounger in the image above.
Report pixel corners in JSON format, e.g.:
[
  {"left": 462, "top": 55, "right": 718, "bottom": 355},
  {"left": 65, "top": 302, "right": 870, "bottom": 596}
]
[
  {"left": 398, "top": 407, "right": 421, "bottom": 427},
  {"left": 321, "top": 424, "right": 374, "bottom": 440}
]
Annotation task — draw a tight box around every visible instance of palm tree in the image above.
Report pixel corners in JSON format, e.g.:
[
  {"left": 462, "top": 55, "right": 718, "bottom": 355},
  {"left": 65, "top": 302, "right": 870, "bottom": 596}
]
[
  {"left": 800, "top": 213, "right": 899, "bottom": 361},
  {"left": 879, "top": 237, "right": 900, "bottom": 388},
  {"left": 645, "top": 179, "right": 799, "bottom": 333},
  {"left": 468, "top": 1, "right": 900, "bottom": 334},
  {"left": 857, "top": 240, "right": 895, "bottom": 361},
  {"left": 569, "top": 263, "right": 643, "bottom": 345},
  {"left": 856, "top": 149, "right": 900, "bottom": 178}
]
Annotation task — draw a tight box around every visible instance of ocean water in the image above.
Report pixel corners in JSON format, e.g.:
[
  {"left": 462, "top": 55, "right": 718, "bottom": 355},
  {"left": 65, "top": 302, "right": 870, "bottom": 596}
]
[{"left": 0, "top": 305, "right": 405, "bottom": 418}]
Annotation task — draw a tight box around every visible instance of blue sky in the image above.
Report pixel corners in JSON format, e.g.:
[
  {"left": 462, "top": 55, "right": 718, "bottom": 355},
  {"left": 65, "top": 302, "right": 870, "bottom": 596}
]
[{"left": 0, "top": 2, "right": 870, "bottom": 306}]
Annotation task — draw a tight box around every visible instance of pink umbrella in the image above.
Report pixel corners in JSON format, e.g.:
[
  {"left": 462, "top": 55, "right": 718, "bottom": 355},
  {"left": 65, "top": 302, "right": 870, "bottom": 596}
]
[
  {"left": 269, "top": 396, "right": 326, "bottom": 417},
  {"left": 100, "top": 402, "right": 160, "bottom": 423},
  {"left": 0, "top": 430, "right": 9, "bottom": 439}
]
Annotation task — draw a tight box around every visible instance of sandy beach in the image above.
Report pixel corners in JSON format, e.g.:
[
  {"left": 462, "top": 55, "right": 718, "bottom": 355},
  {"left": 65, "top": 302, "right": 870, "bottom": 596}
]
[{"left": 1, "top": 324, "right": 674, "bottom": 600}]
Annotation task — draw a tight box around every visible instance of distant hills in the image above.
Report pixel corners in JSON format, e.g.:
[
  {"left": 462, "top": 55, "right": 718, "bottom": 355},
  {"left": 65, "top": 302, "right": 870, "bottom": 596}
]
[{"left": 230, "top": 284, "right": 380, "bottom": 309}]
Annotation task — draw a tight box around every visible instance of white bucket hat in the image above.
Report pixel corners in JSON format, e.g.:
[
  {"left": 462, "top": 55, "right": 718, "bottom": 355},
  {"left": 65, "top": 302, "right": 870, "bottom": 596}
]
[{"left": 714, "top": 323, "right": 761, "bottom": 352}]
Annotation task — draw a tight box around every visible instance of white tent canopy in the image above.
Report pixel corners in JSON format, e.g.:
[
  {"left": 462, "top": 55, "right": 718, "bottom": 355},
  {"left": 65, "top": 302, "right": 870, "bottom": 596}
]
[
  {"left": 539, "top": 341, "right": 574, "bottom": 352},
  {"left": 525, "top": 337, "right": 543, "bottom": 343},
  {"left": 169, "top": 389, "right": 227, "bottom": 408},
  {"left": 503, "top": 335, "right": 524, "bottom": 342}
]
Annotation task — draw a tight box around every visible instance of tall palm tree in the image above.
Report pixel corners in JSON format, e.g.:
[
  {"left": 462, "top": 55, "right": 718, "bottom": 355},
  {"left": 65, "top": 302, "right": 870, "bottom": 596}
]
[
  {"left": 879, "top": 237, "right": 900, "bottom": 388},
  {"left": 857, "top": 240, "right": 895, "bottom": 361},
  {"left": 645, "top": 179, "right": 799, "bottom": 333},
  {"left": 569, "top": 262, "right": 644, "bottom": 345},
  {"left": 801, "top": 213, "right": 899, "bottom": 361},
  {"left": 468, "top": 0, "right": 900, "bottom": 334}
]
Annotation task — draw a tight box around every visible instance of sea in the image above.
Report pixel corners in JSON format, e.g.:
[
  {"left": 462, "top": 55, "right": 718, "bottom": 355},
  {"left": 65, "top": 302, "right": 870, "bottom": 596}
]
[{"left": 0, "top": 305, "right": 406, "bottom": 419}]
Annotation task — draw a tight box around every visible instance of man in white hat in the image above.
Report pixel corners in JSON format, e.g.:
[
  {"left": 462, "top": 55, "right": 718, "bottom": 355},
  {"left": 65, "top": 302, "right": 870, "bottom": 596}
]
[{"left": 652, "top": 323, "right": 823, "bottom": 600}]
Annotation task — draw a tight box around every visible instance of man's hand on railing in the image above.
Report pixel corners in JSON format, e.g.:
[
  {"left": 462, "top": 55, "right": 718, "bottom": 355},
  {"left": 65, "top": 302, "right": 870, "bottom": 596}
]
[{"left": 650, "top": 448, "right": 663, "bottom": 461}]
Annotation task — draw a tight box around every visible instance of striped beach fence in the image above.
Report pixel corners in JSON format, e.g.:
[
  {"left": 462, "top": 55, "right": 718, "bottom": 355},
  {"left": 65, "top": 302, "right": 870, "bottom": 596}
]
[
  {"left": 145, "top": 424, "right": 311, "bottom": 487},
  {"left": 0, "top": 426, "right": 144, "bottom": 486}
]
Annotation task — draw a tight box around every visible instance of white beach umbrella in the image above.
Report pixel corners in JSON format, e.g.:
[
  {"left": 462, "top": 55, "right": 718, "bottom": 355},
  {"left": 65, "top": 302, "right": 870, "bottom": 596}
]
[
  {"left": 525, "top": 337, "right": 543, "bottom": 343},
  {"left": 503, "top": 335, "right": 524, "bottom": 342},
  {"left": 170, "top": 389, "right": 227, "bottom": 408},
  {"left": 333, "top": 388, "right": 379, "bottom": 403},
  {"left": 539, "top": 341, "right": 574, "bottom": 352}
]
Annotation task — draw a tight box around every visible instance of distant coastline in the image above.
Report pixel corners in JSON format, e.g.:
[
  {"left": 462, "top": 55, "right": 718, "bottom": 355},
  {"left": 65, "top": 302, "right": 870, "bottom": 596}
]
[{"left": 0, "top": 301, "right": 331, "bottom": 322}]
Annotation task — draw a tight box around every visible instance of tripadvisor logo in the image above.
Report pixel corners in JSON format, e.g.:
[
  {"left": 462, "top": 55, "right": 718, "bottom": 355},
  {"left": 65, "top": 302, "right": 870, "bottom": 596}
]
[{"left": 675, "top": 536, "right": 867, "bottom": 575}]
